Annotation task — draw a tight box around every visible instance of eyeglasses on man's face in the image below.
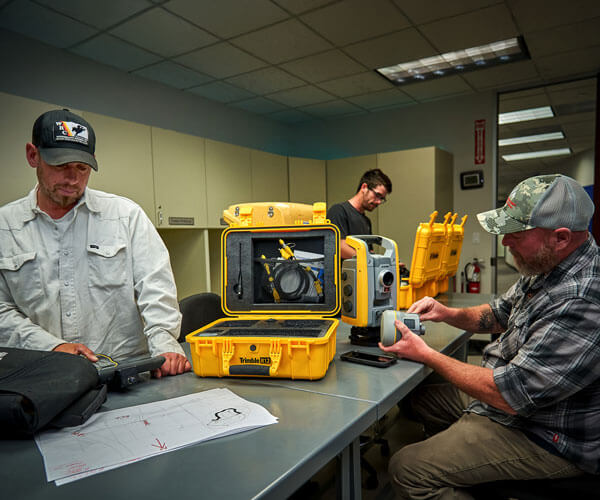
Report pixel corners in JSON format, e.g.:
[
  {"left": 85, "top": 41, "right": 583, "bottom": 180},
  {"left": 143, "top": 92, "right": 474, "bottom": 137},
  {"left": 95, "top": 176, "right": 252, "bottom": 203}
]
[{"left": 368, "top": 187, "right": 387, "bottom": 203}]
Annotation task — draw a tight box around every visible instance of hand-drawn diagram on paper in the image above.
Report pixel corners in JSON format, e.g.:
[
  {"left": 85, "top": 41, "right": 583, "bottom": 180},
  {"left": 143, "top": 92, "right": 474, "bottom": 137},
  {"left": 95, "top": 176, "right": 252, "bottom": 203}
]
[{"left": 34, "top": 387, "right": 278, "bottom": 485}]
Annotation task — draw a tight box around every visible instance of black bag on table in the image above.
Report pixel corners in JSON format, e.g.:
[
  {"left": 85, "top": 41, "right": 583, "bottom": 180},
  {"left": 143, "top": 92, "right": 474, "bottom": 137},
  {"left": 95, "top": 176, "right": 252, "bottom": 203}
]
[{"left": 0, "top": 347, "right": 107, "bottom": 437}]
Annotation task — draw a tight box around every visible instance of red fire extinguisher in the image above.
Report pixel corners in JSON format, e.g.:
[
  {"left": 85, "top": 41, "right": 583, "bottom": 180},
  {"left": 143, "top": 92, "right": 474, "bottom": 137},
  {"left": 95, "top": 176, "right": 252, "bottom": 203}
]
[{"left": 464, "top": 259, "right": 481, "bottom": 293}]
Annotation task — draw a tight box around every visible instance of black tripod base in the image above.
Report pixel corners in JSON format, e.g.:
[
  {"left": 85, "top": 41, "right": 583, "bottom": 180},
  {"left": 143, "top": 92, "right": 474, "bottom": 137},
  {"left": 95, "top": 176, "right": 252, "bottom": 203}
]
[{"left": 349, "top": 326, "right": 380, "bottom": 347}]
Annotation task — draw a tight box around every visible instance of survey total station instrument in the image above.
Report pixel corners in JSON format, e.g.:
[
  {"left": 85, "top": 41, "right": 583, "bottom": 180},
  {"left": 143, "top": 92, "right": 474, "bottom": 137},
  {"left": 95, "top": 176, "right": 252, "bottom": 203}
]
[{"left": 340, "top": 235, "right": 398, "bottom": 345}]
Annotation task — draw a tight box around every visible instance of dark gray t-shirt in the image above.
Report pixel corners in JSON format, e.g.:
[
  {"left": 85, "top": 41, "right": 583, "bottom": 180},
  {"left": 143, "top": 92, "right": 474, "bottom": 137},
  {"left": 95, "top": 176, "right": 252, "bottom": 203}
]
[{"left": 327, "top": 201, "right": 371, "bottom": 239}]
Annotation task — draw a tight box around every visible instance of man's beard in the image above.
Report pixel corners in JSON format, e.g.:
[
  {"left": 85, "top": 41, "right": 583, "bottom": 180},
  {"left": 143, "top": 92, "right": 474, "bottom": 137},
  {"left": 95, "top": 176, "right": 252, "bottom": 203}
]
[{"left": 510, "top": 244, "right": 558, "bottom": 276}]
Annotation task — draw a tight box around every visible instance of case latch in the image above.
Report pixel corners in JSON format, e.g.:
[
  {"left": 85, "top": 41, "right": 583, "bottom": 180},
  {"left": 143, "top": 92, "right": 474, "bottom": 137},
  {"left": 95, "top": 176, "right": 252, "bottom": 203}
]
[
  {"left": 269, "top": 339, "right": 282, "bottom": 376},
  {"left": 221, "top": 339, "right": 235, "bottom": 375},
  {"left": 312, "top": 202, "right": 327, "bottom": 224}
]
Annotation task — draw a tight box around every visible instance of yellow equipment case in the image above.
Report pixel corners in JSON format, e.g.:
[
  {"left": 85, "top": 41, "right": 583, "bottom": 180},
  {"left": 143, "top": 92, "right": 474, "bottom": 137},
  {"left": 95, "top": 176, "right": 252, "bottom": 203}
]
[{"left": 186, "top": 203, "right": 340, "bottom": 380}]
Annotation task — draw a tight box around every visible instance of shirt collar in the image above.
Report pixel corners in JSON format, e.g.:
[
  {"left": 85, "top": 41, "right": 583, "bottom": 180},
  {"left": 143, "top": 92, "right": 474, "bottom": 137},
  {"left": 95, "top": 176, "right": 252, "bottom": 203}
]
[
  {"left": 540, "top": 234, "right": 595, "bottom": 287},
  {"left": 25, "top": 186, "right": 99, "bottom": 221}
]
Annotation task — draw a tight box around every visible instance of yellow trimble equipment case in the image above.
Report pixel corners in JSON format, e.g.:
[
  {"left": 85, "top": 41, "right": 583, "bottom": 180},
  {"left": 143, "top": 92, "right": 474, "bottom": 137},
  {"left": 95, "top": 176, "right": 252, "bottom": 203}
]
[
  {"left": 397, "top": 211, "right": 467, "bottom": 308},
  {"left": 186, "top": 205, "right": 340, "bottom": 380}
]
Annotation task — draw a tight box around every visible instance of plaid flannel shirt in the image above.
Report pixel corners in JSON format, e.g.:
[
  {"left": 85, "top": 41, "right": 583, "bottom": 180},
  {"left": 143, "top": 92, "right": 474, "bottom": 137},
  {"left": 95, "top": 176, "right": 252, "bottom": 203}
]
[{"left": 468, "top": 235, "right": 600, "bottom": 474}]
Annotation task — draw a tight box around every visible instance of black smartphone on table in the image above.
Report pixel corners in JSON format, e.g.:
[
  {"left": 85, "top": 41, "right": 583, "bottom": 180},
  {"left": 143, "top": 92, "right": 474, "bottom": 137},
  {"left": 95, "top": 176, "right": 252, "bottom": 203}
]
[{"left": 340, "top": 350, "right": 396, "bottom": 368}]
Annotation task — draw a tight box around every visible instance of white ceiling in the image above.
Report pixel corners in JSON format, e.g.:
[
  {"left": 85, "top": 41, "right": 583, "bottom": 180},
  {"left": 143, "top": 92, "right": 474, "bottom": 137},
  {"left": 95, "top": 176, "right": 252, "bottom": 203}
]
[
  {"left": 1, "top": 0, "right": 598, "bottom": 123},
  {"left": 1, "top": 0, "right": 597, "bottom": 195}
]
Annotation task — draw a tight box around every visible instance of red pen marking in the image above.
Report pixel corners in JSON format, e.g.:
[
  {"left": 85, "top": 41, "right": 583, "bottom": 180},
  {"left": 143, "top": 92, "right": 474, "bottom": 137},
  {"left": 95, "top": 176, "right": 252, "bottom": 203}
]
[
  {"left": 151, "top": 438, "right": 167, "bottom": 450},
  {"left": 71, "top": 431, "right": 85, "bottom": 437},
  {"left": 143, "top": 420, "right": 150, "bottom": 426}
]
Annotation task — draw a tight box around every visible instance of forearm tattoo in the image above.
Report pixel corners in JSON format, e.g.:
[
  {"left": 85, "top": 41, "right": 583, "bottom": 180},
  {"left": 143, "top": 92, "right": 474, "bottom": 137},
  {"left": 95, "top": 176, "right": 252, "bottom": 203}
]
[{"left": 478, "top": 309, "right": 496, "bottom": 332}]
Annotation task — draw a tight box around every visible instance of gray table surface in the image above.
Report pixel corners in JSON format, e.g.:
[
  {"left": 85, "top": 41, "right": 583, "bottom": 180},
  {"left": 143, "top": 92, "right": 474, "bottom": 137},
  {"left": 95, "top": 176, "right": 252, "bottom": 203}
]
[
  {"left": 2, "top": 292, "right": 487, "bottom": 500},
  {"left": 2, "top": 375, "right": 375, "bottom": 500}
]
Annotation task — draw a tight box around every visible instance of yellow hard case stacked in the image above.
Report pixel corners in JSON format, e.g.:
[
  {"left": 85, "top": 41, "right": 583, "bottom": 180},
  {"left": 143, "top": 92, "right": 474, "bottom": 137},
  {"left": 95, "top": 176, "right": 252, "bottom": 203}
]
[
  {"left": 397, "top": 211, "right": 467, "bottom": 308},
  {"left": 186, "top": 202, "right": 340, "bottom": 380}
]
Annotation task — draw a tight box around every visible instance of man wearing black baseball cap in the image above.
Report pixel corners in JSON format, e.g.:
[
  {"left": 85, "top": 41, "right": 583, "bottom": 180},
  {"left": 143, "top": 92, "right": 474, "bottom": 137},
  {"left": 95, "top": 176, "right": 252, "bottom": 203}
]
[
  {"left": 380, "top": 174, "right": 599, "bottom": 497},
  {"left": 0, "top": 109, "right": 190, "bottom": 378}
]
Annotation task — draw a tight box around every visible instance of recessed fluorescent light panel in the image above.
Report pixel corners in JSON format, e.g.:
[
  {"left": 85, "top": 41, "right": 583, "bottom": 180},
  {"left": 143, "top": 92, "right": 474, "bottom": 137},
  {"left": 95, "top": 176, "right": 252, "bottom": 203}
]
[
  {"left": 376, "top": 37, "right": 529, "bottom": 85},
  {"left": 498, "top": 106, "right": 554, "bottom": 124},
  {"left": 502, "top": 148, "right": 571, "bottom": 161},
  {"left": 498, "top": 131, "right": 565, "bottom": 146}
]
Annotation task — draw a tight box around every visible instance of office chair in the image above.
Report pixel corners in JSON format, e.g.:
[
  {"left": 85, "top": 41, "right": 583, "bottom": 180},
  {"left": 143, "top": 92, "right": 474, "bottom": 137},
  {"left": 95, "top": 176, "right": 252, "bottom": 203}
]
[
  {"left": 468, "top": 473, "right": 600, "bottom": 499},
  {"left": 178, "top": 292, "right": 226, "bottom": 341}
]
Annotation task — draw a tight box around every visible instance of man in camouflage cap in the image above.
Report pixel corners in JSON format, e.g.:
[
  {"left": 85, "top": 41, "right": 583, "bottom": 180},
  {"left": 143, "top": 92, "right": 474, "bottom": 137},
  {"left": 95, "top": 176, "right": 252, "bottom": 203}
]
[
  {"left": 478, "top": 173, "right": 594, "bottom": 235},
  {"left": 381, "top": 174, "right": 599, "bottom": 497}
]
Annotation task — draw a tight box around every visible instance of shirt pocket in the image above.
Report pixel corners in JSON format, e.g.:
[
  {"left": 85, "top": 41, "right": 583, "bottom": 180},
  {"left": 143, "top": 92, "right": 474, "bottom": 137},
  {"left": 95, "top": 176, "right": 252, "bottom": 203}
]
[
  {"left": 501, "top": 312, "right": 529, "bottom": 359},
  {"left": 0, "top": 252, "right": 44, "bottom": 303},
  {"left": 87, "top": 243, "right": 129, "bottom": 289}
]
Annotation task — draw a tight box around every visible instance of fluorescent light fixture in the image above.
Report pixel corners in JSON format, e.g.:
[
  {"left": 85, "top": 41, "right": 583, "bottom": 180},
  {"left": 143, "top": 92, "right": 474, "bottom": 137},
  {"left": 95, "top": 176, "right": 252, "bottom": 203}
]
[
  {"left": 502, "top": 148, "right": 571, "bottom": 161},
  {"left": 498, "top": 131, "right": 564, "bottom": 146},
  {"left": 376, "top": 37, "right": 529, "bottom": 85},
  {"left": 498, "top": 106, "right": 554, "bottom": 124}
]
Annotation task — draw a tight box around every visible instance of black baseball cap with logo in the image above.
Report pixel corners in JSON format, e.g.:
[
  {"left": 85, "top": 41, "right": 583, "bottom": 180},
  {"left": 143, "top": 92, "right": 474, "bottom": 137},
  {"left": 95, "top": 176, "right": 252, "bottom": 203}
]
[{"left": 32, "top": 109, "right": 98, "bottom": 171}]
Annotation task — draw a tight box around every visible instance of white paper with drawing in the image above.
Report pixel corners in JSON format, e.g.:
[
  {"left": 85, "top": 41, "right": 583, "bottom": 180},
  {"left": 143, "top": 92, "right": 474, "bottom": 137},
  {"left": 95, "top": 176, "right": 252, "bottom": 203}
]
[{"left": 35, "top": 387, "right": 278, "bottom": 484}]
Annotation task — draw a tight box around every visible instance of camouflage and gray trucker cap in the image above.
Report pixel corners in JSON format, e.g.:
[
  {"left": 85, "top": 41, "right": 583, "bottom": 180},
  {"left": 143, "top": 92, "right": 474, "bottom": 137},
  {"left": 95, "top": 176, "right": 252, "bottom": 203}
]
[{"left": 477, "top": 174, "right": 594, "bottom": 234}]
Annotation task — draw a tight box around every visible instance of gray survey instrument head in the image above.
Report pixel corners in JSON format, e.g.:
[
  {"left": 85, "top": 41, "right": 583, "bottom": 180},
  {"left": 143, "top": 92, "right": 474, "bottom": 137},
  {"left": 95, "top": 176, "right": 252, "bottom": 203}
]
[
  {"left": 341, "top": 235, "right": 398, "bottom": 327},
  {"left": 380, "top": 310, "right": 425, "bottom": 346}
]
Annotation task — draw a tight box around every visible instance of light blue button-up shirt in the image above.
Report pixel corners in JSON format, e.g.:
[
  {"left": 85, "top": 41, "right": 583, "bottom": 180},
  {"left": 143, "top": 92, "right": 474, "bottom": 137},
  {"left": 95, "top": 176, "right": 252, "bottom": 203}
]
[{"left": 0, "top": 187, "right": 184, "bottom": 360}]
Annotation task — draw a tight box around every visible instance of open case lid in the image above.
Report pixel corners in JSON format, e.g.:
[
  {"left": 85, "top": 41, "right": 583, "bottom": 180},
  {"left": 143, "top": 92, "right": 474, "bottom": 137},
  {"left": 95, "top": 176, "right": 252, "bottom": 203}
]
[{"left": 221, "top": 224, "right": 340, "bottom": 317}]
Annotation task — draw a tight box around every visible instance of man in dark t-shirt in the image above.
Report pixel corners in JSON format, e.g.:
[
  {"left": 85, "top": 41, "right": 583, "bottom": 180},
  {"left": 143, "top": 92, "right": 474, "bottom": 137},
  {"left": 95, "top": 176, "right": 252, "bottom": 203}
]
[{"left": 327, "top": 168, "right": 392, "bottom": 259}]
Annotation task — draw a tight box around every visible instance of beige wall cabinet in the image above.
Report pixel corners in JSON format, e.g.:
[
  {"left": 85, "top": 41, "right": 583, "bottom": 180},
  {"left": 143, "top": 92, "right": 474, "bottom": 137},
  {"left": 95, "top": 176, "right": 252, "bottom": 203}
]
[
  {"left": 83, "top": 111, "right": 156, "bottom": 223},
  {"left": 152, "top": 127, "right": 207, "bottom": 228},
  {"left": 0, "top": 92, "right": 75, "bottom": 206},
  {"left": 377, "top": 147, "right": 453, "bottom": 265},
  {"left": 288, "top": 157, "right": 326, "bottom": 205},
  {"left": 251, "top": 150, "right": 288, "bottom": 202},
  {"left": 326, "top": 154, "right": 378, "bottom": 233},
  {"left": 205, "top": 139, "right": 252, "bottom": 227}
]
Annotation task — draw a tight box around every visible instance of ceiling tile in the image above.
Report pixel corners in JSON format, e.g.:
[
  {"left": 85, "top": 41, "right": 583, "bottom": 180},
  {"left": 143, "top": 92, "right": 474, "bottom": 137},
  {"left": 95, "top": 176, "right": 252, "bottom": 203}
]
[
  {"left": 230, "top": 19, "right": 332, "bottom": 63},
  {"left": 36, "top": 0, "right": 152, "bottom": 29},
  {"left": 318, "top": 72, "right": 393, "bottom": 97},
  {"left": 271, "top": 0, "right": 333, "bottom": 15},
  {"left": 344, "top": 28, "right": 437, "bottom": 69},
  {"left": 229, "top": 97, "right": 288, "bottom": 114},
  {"left": 267, "top": 85, "right": 334, "bottom": 107},
  {"left": 300, "top": 0, "right": 410, "bottom": 46},
  {"left": 268, "top": 108, "right": 314, "bottom": 123},
  {"left": 347, "top": 88, "right": 415, "bottom": 109},
  {"left": 461, "top": 60, "right": 540, "bottom": 91},
  {"left": 547, "top": 79, "right": 597, "bottom": 107},
  {"left": 401, "top": 75, "right": 473, "bottom": 101},
  {"left": 226, "top": 67, "right": 304, "bottom": 94},
  {"left": 535, "top": 46, "right": 600, "bottom": 80},
  {"left": 420, "top": 4, "right": 519, "bottom": 52},
  {"left": 392, "top": 0, "right": 501, "bottom": 25},
  {"left": 133, "top": 61, "right": 213, "bottom": 89},
  {"left": 280, "top": 50, "right": 365, "bottom": 83},
  {"left": 187, "top": 81, "right": 255, "bottom": 103},
  {"left": 110, "top": 8, "right": 216, "bottom": 57},
  {"left": 165, "top": 0, "right": 289, "bottom": 38},
  {"left": 524, "top": 17, "right": 600, "bottom": 58},
  {"left": 499, "top": 87, "right": 549, "bottom": 113},
  {"left": 300, "top": 99, "right": 364, "bottom": 118},
  {"left": 507, "top": 0, "right": 600, "bottom": 33},
  {"left": 0, "top": 0, "right": 97, "bottom": 48},
  {"left": 175, "top": 43, "right": 267, "bottom": 79},
  {"left": 70, "top": 34, "right": 161, "bottom": 72}
]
